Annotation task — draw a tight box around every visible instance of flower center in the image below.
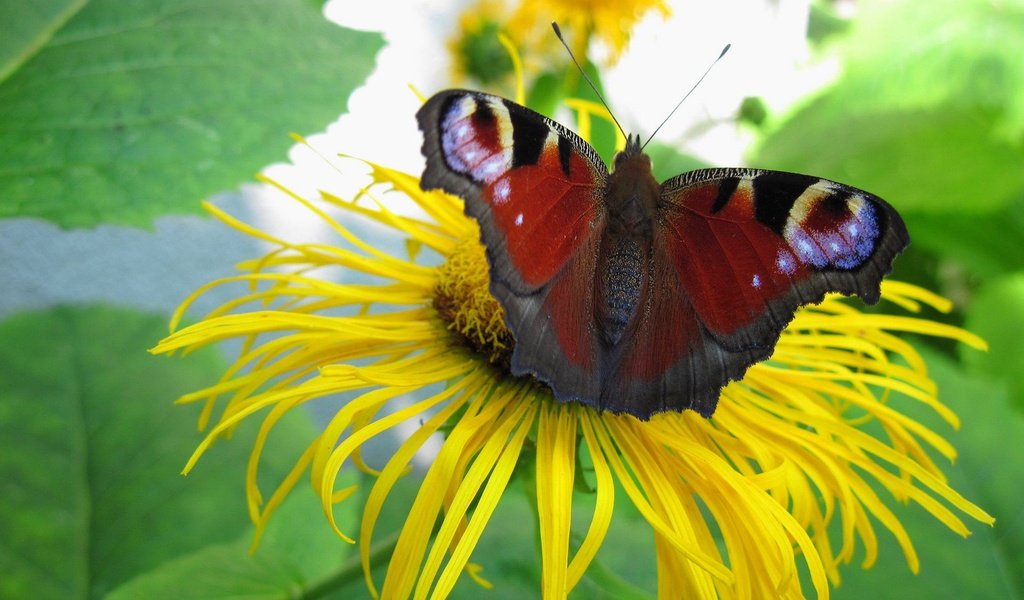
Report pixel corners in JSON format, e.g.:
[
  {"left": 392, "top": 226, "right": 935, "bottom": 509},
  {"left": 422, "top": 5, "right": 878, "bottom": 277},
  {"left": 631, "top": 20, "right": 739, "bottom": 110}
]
[{"left": 434, "top": 235, "right": 515, "bottom": 367}]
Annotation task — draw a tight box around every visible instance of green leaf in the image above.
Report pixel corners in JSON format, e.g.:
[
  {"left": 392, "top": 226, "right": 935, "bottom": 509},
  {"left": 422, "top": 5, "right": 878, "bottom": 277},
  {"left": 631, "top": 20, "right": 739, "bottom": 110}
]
[
  {"left": 737, "top": 96, "right": 769, "bottom": 128},
  {"left": 105, "top": 486, "right": 360, "bottom": 600},
  {"left": 828, "top": 347, "right": 1023, "bottom": 598},
  {"left": 838, "top": 0, "right": 1024, "bottom": 128},
  {"left": 753, "top": 0, "right": 1024, "bottom": 215},
  {"left": 962, "top": 273, "right": 1024, "bottom": 411},
  {"left": 755, "top": 106, "right": 1024, "bottom": 215},
  {"left": 453, "top": 18, "right": 514, "bottom": 86},
  {"left": 0, "top": 0, "right": 382, "bottom": 228},
  {"left": 0, "top": 0, "right": 82, "bottom": 82},
  {"left": 253, "top": 482, "right": 361, "bottom": 586},
  {"left": 570, "top": 553, "right": 654, "bottom": 600},
  {"left": 525, "top": 72, "right": 564, "bottom": 118},
  {"left": 806, "top": 1, "right": 852, "bottom": 45},
  {"left": 907, "top": 195, "right": 1024, "bottom": 281},
  {"left": 0, "top": 306, "right": 318, "bottom": 599},
  {"left": 105, "top": 542, "right": 311, "bottom": 600},
  {"left": 646, "top": 141, "right": 708, "bottom": 182},
  {"left": 569, "top": 490, "right": 656, "bottom": 600}
]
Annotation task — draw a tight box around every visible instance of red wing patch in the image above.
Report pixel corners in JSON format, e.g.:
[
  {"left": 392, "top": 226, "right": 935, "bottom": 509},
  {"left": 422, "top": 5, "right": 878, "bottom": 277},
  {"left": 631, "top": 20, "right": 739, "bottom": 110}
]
[
  {"left": 480, "top": 139, "right": 602, "bottom": 288},
  {"left": 661, "top": 178, "right": 808, "bottom": 337}
]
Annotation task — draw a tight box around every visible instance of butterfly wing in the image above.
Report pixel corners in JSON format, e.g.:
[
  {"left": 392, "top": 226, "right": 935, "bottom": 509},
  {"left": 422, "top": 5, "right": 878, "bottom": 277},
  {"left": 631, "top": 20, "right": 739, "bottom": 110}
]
[
  {"left": 417, "top": 90, "right": 609, "bottom": 401},
  {"left": 605, "top": 168, "right": 909, "bottom": 417}
]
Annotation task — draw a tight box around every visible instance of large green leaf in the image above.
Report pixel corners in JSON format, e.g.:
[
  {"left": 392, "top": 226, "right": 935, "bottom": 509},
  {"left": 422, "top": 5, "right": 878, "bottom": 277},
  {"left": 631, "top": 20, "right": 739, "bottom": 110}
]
[
  {"left": 0, "top": 0, "right": 82, "bottom": 82},
  {"left": 907, "top": 195, "right": 1024, "bottom": 281},
  {"left": 0, "top": 306, "right": 319, "bottom": 599},
  {"left": 963, "top": 273, "right": 1024, "bottom": 411},
  {"left": 0, "top": 0, "right": 382, "bottom": 228},
  {"left": 836, "top": 0, "right": 1024, "bottom": 126},
  {"left": 753, "top": 0, "right": 1024, "bottom": 215},
  {"left": 105, "top": 542, "right": 315, "bottom": 600},
  {"left": 104, "top": 486, "right": 360, "bottom": 600},
  {"left": 756, "top": 107, "right": 1024, "bottom": 215},
  {"left": 828, "top": 347, "right": 1023, "bottom": 598}
]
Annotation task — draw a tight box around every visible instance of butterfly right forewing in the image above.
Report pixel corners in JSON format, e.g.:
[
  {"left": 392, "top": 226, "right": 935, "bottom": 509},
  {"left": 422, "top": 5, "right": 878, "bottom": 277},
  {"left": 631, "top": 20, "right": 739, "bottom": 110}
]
[
  {"left": 658, "top": 168, "right": 908, "bottom": 352},
  {"left": 597, "top": 169, "right": 910, "bottom": 417}
]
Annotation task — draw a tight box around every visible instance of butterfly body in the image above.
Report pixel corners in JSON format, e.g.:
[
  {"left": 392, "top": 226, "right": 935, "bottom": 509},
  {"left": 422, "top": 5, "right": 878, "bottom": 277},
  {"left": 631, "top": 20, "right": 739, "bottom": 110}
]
[
  {"left": 418, "top": 90, "right": 909, "bottom": 419},
  {"left": 595, "top": 137, "right": 657, "bottom": 347}
]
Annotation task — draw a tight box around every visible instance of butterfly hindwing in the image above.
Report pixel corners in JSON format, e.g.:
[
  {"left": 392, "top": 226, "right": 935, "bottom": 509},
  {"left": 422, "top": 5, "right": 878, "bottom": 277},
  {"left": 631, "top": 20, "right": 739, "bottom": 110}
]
[{"left": 600, "top": 236, "right": 739, "bottom": 417}]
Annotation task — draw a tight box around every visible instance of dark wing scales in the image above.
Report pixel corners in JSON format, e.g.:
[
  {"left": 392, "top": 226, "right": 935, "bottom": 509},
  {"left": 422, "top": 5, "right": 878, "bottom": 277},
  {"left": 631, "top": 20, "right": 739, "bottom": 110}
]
[
  {"left": 418, "top": 90, "right": 607, "bottom": 293},
  {"left": 601, "top": 168, "right": 907, "bottom": 419},
  {"left": 648, "top": 168, "right": 908, "bottom": 413}
]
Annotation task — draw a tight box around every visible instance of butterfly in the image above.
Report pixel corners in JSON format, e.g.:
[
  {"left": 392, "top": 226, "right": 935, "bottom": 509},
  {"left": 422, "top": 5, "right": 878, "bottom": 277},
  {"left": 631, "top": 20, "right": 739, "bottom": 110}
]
[{"left": 416, "top": 90, "right": 908, "bottom": 419}]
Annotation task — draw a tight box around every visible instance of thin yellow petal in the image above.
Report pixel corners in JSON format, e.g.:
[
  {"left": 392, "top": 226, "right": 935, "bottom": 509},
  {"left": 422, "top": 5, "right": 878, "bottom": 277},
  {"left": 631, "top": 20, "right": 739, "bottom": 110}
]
[
  {"left": 358, "top": 379, "right": 481, "bottom": 598},
  {"left": 536, "top": 403, "right": 577, "bottom": 598},
  {"left": 568, "top": 413, "right": 616, "bottom": 591},
  {"left": 428, "top": 399, "right": 538, "bottom": 599},
  {"left": 381, "top": 384, "right": 517, "bottom": 599}
]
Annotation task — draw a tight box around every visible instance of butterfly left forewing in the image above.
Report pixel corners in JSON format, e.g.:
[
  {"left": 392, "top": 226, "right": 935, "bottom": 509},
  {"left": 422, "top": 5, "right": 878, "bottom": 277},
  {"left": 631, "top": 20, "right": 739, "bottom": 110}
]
[{"left": 418, "top": 90, "right": 607, "bottom": 293}]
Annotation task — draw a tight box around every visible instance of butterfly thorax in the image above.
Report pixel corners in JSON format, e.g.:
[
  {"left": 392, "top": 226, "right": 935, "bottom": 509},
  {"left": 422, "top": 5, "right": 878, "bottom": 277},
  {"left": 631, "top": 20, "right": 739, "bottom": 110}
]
[
  {"left": 597, "top": 146, "right": 659, "bottom": 347},
  {"left": 605, "top": 147, "right": 659, "bottom": 236}
]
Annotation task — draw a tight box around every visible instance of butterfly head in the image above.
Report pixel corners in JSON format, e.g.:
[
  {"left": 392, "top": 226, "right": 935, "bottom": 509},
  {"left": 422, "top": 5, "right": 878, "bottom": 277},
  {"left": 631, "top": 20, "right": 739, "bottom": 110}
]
[
  {"left": 622, "top": 133, "right": 644, "bottom": 157},
  {"left": 612, "top": 133, "right": 653, "bottom": 175}
]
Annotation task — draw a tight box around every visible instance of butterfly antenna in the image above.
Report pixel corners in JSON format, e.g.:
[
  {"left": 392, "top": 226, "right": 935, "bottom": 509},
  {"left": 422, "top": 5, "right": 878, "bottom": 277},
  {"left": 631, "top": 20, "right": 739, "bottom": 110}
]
[
  {"left": 551, "top": 22, "right": 628, "bottom": 142},
  {"left": 640, "top": 43, "right": 731, "bottom": 152}
]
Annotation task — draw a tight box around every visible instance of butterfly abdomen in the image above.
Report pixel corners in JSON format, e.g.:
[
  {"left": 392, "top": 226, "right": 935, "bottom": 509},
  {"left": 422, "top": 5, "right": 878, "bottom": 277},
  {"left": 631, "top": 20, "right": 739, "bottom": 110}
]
[{"left": 599, "top": 236, "right": 645, "bottom": 346}]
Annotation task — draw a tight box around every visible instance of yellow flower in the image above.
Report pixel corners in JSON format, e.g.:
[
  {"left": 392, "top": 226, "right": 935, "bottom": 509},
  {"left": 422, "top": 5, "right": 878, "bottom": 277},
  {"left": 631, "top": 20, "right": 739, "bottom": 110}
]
[
  {"left": 450, "top": 0, "right": 670, "bottom": 85},
  {"left": 449, "top": 0, "right": 518, "bottom": 86},
  {"left": 152, "top": 148, "right": 992, "bottom": 598},
  {"left": 507, "top": 0, "right": 671, "bottom": 64}
]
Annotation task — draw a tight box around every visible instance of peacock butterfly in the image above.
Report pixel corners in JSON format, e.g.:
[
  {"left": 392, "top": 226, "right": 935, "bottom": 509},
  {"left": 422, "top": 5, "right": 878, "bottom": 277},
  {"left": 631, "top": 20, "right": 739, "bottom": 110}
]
[{"left": 416, "top": 87, "right": 908, "bottom": 420}]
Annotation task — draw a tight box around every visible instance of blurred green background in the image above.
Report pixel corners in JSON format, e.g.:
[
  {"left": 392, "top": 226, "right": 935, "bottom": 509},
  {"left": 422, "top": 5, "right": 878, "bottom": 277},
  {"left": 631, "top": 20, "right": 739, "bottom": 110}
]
[{"left": 1, "top": 0, "right": 1021, "bottom": 598}]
